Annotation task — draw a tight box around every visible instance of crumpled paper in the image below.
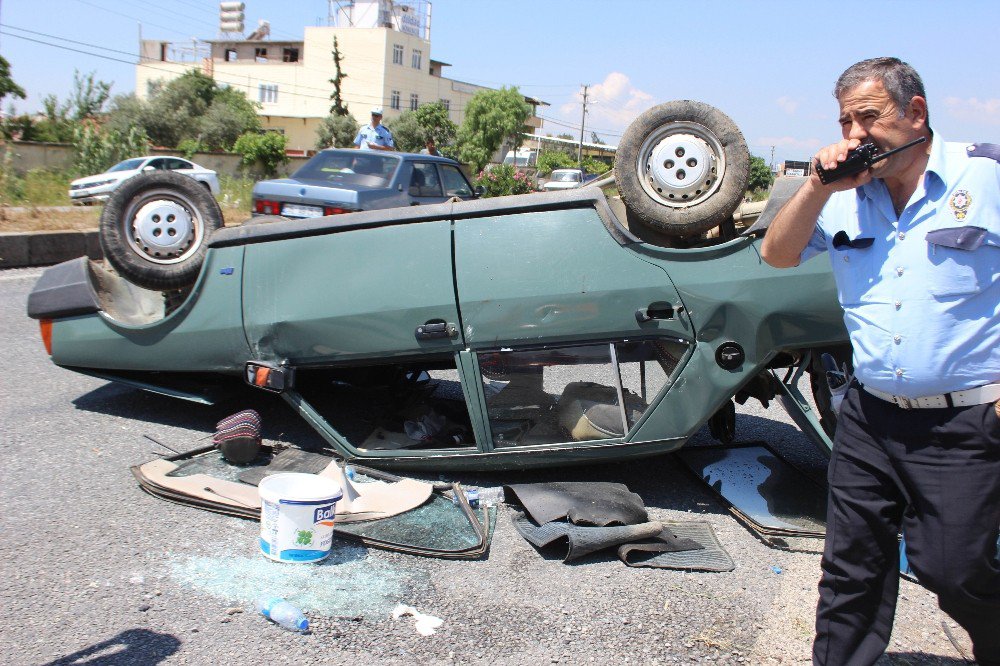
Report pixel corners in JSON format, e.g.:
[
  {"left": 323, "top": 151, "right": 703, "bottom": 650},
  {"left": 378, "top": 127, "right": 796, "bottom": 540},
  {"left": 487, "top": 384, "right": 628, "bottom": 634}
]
[{"left": 392, "top": 603, "right": 444, "bottom": 636}]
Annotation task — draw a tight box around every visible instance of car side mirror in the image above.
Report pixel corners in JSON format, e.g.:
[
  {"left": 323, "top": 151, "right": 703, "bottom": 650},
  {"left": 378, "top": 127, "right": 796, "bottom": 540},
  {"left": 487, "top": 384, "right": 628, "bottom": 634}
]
[
  {"left": 473, "top": 185, "right": 486, "bottom": 198},
  {"left": 244, "top": 362, "right": 293, "bottom": 393},
  {"left": 142, "top": 165, "right": 155, "bottom": 172}
]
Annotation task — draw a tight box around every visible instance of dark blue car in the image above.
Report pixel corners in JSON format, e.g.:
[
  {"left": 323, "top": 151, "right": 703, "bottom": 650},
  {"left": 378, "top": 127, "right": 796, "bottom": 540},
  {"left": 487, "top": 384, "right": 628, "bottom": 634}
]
[{"left": 251, "top": 149, "right": 481, "bottom": 219}]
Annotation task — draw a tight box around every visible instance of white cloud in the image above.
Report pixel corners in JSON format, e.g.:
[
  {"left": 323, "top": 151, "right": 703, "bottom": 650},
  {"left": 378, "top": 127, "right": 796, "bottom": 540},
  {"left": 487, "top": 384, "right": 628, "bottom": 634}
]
[
  {"left": 943, "top": 97, "right": 1000, "bottom": 125},
  {"left": 776, "top": 96, "right": 800, "bottom": 115},
  {"left": 555, "top": 72, "right": 655, "bottom": 139}
]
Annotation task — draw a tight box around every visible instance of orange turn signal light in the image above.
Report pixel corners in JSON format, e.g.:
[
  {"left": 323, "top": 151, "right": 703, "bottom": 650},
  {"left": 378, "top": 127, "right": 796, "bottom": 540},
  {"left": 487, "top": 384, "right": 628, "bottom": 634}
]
[{"left": 39, "top": 319, "right": 53, "bottom": 355}]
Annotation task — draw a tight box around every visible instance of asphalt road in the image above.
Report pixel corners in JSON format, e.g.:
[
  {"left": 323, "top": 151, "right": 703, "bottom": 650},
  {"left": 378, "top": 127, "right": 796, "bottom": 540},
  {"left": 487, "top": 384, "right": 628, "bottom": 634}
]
[{"left": 0, "top": 266, "right": 973, "bottom": 665}]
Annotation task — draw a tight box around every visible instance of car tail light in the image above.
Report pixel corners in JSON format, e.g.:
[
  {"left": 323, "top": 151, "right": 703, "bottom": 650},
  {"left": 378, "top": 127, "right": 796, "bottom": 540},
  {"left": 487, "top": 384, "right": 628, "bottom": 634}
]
[
  {"left": 39, "top": 319, "right": 53, "bottom": 355},
  {"left": 323, "top": 206, "right": 351, "bottom": 215},
  {"left": 254, "top": 199, "right": 282, "bottom": 215}
]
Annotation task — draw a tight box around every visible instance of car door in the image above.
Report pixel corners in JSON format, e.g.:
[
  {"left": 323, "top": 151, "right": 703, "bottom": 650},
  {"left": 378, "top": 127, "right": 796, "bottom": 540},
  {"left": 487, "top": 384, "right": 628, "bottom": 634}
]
[
  {"left": 453, "top": 206, "right": 694, "bottom": 450},
  {"left": 241, "top": 218, "right": 464, "bottom": 365}
]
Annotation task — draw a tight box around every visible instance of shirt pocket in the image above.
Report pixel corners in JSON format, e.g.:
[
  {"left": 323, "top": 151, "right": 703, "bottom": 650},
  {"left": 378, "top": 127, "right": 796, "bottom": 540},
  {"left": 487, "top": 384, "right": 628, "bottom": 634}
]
[
  {"left": 925, "top": 225, "right": 999, "bottom": 298},
  {"left": 830, "top": 243, "right": 877, "bottom": 305}
]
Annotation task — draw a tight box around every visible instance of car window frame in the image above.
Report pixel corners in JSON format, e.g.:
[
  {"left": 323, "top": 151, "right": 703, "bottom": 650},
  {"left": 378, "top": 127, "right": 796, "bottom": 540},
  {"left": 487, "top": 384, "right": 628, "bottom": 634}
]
[{"left": 438, "top": 163, "right": 474, "bottom": 197}]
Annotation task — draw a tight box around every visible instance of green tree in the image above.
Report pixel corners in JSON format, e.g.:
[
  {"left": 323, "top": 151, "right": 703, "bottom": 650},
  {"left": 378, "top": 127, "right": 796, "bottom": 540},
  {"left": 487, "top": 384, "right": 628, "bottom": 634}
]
[
  {"left": 383, "top": 111, "right": 423, "bottom": 153},
  {"left": 414, "top": 101, "right": 457, "bottom": 148},
  {"left": 590, "top": 132, "right": 605, "bottom": 145},
  {"left": 67, "top": 70, "right": 112, "bottom": 120},
  {"left": 106, "top": 72, "right": 259, "bottom": 150},
  {"left": 747, "top": 154, "right": 774, "bottom": 193},
  {"left": 328, "top": 37, "right": 349, "bottom": 116},
  {"left": 536, "top": 150, "right": 575, "bottom": 176},
  {"left": 385, "top": 102, "right": 458, "bottom": 153},
  {"left": 457, "top": 86, "right": 530, "bottom": 171},
  {"left": 315, "top": 114, "right": 359, "bottom": 149},
  {"left": 0, "top": 56, "right": 26, "bottom": 106},
  {"left": 233, "top": 131, "right": 288, "bottom": 177},
  {"left": 556, "top": 133, "right": 573, "bottom": 141}
]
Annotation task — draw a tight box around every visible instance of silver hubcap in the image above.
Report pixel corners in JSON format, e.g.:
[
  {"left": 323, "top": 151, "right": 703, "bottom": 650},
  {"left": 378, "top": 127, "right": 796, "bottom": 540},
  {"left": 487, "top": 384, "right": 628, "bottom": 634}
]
[
  {"left": 126, "top": 195, "right": 202, "bottom": 264},
  {"left": 637, "top": 121, "right": 726, "bottom": 208}
]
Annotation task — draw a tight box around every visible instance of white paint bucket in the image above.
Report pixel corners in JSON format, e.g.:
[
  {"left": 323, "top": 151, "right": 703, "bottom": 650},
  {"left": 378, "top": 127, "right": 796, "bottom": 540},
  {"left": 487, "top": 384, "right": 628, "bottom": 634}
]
[{"left": 258, "top": 473, "right": 343, "bottom": 563}]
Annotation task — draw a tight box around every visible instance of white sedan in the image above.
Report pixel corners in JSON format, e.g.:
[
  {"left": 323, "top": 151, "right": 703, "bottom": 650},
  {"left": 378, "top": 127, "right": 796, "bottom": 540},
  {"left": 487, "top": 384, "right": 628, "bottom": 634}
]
[
  {"left": 69, "top": 156, "right": 220, "bottom": 205},
  {"left": 541, "top": 168, "right": 585, "bottom": 191}
]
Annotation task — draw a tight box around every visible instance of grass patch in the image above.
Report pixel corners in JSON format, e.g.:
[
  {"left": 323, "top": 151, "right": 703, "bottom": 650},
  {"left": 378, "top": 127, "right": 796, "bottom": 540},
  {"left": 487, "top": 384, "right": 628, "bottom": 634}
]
[{"left": 0, "top": 206, "right": 101, "bottom": 232}]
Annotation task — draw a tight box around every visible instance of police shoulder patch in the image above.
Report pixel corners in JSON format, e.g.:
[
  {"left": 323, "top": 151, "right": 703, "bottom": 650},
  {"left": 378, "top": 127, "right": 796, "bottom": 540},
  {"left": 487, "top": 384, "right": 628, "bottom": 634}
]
[{"left": 966, "top": 143, "right": 1000, "bottom": 163}]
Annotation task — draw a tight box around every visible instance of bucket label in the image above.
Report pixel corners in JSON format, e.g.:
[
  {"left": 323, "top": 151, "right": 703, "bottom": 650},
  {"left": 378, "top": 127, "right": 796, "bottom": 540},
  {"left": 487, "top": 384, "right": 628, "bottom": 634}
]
[
  {"left": 259, "top": 495, "right": 339, "bottom": 564},
  {"left": 314, "top": 505, "right": 335, "bottom": 525}
]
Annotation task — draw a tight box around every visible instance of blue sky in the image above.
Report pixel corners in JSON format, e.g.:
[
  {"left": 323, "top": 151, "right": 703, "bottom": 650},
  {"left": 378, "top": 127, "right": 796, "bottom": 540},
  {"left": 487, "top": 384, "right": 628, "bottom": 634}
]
[{"left": 2, "top": 0, "right": 999, "bottom": 164}]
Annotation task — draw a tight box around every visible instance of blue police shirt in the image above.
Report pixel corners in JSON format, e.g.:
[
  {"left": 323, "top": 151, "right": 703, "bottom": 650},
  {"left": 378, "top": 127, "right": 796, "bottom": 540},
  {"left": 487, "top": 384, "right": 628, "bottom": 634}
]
[
  {"left": 800, "top": 134, "right": 1000, "bottom": 397},
  {"left": 353, "top": 123, "right": 394, "bottom": 150}
]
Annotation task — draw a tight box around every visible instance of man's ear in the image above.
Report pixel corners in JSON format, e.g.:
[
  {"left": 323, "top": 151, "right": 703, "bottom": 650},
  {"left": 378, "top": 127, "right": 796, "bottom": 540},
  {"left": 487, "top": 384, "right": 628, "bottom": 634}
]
[{"left": 907, "top": 96, "right": 928, "bottom": 128}]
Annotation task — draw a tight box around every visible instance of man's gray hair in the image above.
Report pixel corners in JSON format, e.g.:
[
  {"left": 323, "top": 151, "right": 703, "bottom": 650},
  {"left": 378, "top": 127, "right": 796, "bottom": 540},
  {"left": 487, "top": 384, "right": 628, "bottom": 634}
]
[{"left": 834, "top": 57, "right": 928, "bottom": 123}]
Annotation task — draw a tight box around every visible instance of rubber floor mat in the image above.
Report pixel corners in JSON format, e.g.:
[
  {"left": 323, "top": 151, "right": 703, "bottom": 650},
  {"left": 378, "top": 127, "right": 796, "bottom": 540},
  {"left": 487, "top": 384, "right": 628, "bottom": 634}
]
[
  {"left": 619, "top": 521, "right": 735, "bottom": 572},
  {"left": 512, "top": 512, "right": 663, "bottom": 561}
]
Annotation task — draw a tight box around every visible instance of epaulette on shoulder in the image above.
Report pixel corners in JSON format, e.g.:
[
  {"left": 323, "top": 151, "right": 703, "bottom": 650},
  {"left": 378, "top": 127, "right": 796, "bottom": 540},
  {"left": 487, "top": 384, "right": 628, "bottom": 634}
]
[{"left": 966, "top": 143, "right": 1000, "bottom": 163}]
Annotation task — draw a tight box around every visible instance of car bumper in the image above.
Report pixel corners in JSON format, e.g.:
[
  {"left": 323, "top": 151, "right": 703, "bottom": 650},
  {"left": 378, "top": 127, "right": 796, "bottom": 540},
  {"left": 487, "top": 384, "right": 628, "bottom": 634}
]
[{"left": 68, "top": 191, "right": 112, "bottom": 205}]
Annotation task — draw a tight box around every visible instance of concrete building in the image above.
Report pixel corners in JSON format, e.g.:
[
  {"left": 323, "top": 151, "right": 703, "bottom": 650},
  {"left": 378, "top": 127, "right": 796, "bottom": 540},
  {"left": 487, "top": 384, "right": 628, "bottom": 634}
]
[{"left": 135, "top": 0, "right": 544, "bottom": 152}]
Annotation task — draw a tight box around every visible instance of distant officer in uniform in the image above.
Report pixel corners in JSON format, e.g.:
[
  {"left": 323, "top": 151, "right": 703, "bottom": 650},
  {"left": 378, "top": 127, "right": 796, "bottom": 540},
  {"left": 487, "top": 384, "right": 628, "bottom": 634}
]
[
  {"left": 761, "top": 57, "right": 1000, "bottom": 666},
  {"left": 354, "top": 107, "right": 395, "bottom": 151}
]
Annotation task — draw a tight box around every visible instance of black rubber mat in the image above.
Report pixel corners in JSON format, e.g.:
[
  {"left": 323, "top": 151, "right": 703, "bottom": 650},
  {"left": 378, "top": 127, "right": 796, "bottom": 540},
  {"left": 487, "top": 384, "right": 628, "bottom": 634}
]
[
  {"left": 619, "top": 521, "right": 735, "bottom": 572},
  {"left": 512, "top": 512, "right": 663, "bottom": 561}
]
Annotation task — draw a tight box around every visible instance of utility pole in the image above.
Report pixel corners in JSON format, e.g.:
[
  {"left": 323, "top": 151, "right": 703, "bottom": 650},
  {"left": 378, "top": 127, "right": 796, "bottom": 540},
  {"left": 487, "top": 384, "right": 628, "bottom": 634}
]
[
  {"left": 769, "top": 145, "right": 775, "bottom": 172},
  {"left": 577, "top": 84, "right": 589, "bottom": 168}
]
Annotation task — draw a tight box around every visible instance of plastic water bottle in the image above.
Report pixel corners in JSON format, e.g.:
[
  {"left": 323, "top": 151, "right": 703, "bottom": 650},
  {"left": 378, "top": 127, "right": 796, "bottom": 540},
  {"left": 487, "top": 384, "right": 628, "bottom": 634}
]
[
  {"left": 256, "top": 596, "right": 309, "bottom": 633},
  {"left": 477, "top": 486, "right": 506, "bottom": 507}
]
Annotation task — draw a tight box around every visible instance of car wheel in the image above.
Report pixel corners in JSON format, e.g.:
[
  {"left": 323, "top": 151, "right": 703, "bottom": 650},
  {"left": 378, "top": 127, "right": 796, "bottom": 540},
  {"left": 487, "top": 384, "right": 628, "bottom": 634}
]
[
  {"left": 614, "top": 100, "right": 750, "bottom": 237},
  {"left": 99, "top": 171, "right": 223, "bottom": 290}
]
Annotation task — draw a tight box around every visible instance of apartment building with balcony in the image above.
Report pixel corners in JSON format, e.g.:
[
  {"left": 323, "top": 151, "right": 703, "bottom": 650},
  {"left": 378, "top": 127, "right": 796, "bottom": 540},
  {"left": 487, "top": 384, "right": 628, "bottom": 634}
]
[{"left": 135, "top": 1, "right": 544, "bottom": 152}]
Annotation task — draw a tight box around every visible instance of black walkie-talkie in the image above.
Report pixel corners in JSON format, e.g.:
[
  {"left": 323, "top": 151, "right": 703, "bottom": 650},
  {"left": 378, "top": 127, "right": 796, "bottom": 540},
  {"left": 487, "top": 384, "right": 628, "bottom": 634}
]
[{"left": 816, "top": 136, "right": 927, "bottom": 185}]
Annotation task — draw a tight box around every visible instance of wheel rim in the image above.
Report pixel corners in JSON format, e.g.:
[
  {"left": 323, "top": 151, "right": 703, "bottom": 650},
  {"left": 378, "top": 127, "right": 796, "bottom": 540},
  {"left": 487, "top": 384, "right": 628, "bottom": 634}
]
[
  {"left": 123, "top": 189, "right": 205, "bottom": 265},
  {"left": 635, "top": 121, "right": 727, "bottom": 209}
]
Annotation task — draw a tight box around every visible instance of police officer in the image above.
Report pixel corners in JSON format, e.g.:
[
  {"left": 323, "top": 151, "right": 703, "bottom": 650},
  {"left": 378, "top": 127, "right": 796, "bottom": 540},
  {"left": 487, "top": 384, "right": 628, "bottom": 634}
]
[
  {"left": 354, "top": 106, "right": 395, "bottom": 151},
  {"left": 761, "top": 57, "right": 1000, "bottom": 666}
]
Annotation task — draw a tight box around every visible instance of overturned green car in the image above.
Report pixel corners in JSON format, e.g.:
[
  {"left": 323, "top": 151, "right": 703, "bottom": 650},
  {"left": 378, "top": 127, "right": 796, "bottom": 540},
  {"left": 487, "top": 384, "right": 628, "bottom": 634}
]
[{"left": 26, "top": 101, "right": 847, "bottom": 470}]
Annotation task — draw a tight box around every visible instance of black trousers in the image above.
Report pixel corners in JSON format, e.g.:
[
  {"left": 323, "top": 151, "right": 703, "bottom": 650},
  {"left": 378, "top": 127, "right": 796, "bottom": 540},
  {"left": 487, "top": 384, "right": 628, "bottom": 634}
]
[{"left": 813, "top": 383, "right": 1000, "bottom": 666}]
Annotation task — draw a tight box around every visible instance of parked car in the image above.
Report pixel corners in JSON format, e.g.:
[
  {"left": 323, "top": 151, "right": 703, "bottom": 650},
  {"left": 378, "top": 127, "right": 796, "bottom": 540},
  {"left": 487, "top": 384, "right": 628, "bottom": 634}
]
[
  {"left": 28, "top": 100, "right": 847, "bottom": 471},
  {"left": 542, "top": 168, "right": 585, "bottom": 191},
  {"left": 68, "top": 156, "right": 220, "bottom": 205},
  {"left": 251, "top": 150, "right": 480, "bottom": 219}
]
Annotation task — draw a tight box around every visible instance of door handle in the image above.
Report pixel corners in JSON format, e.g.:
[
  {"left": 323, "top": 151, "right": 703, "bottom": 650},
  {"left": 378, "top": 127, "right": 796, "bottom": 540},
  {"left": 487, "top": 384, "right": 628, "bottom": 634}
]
[
  {"left": 415, "top": 321, "right": 457, "bottom": 340},
  {"left": 635, "top": 302, "right": 683, "bottom": 323}
]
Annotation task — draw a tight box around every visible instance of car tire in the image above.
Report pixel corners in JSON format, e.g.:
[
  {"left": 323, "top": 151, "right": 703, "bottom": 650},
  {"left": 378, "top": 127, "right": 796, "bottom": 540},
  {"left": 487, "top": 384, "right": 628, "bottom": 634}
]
[
  {"left": 99, "top": 171, "right": 224, "bottom": 291},
  {"left": 614, "top": 100, "right": 750, "bottom": 237}
]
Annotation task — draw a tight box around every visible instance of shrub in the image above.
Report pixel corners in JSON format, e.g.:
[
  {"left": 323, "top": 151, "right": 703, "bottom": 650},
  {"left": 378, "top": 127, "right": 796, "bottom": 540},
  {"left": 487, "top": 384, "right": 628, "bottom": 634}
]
[
  {"left": 581, "top": 157, "right": 610, "bottom": 176},
  {"left": 177, "top": 138, "right": 205, "bottom": 159},
  {"left": 72, "top": 124, "right": 150, "bottom": 176},
  {"left": 536, "top": 150, "right": 575, "bottom": 176},
  {"left": 473, "top": 164, "right": 533, "bottom": 198},
  {"left": 233, "top": 131, "right": 288, "bottom": 177}
]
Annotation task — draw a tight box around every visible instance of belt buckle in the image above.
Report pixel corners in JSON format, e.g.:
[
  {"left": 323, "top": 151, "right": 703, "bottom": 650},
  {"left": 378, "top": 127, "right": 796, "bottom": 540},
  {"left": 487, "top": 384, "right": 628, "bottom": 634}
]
[{"left": 895, "top": 395, "right": 913, "bottom": 409}]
